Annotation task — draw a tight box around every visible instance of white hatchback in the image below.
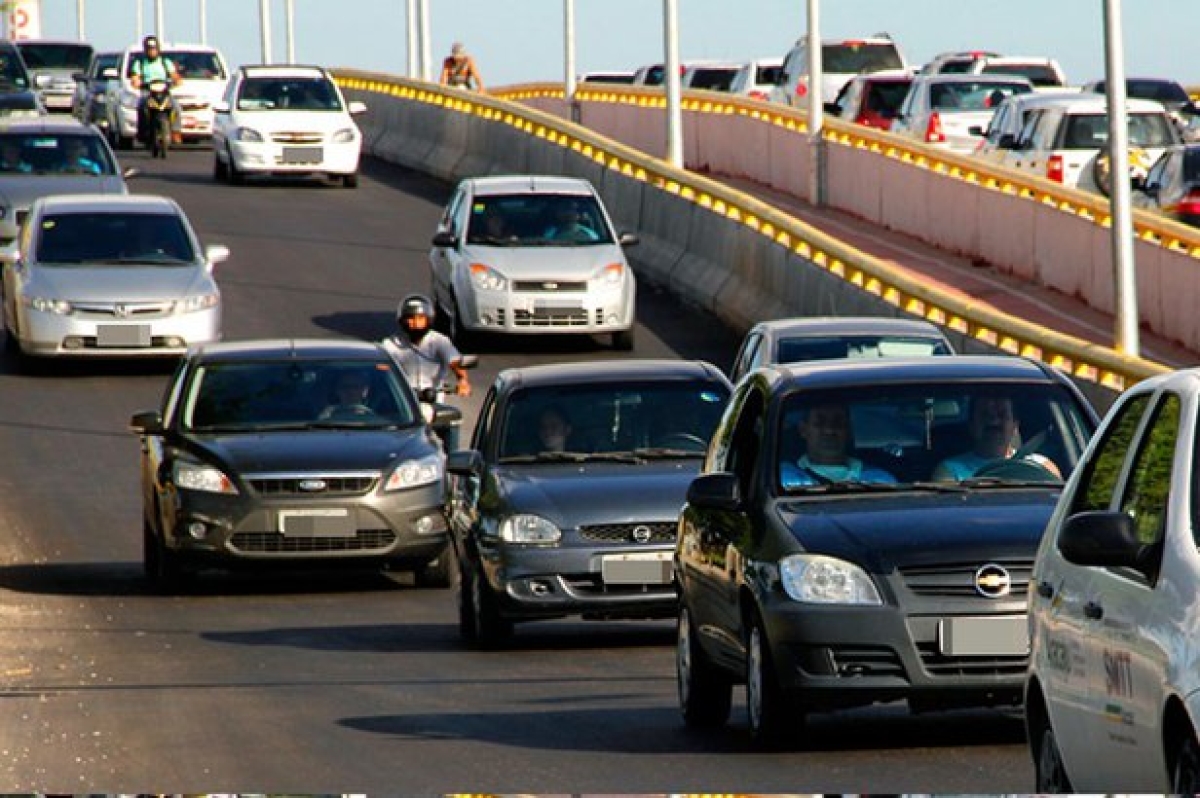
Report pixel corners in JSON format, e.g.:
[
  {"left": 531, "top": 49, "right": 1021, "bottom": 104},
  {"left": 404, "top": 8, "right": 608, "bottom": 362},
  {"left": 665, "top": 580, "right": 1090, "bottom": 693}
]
[
  {"left": 428, "top": 175, "right": 638, "bottom": 349},
  {"left": 1026, "top": 366, "right": 1200, "bottom": 792},
  {"left": 211, "top": 64, "right": 365, "bottom": 187}
]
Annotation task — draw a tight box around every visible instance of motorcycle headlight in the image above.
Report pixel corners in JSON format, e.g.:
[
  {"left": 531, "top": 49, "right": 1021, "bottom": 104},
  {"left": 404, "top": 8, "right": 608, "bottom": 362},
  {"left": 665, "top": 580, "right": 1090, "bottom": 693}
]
[
  {"left": 499, "top": 513, "right": 562, "bottom": 545},
  {"left": 234, "top": 127, "right": 263, "bottom": 143},
  {"left": 384, "top": 453, "right": 442, "bottom": 492},
  {"left": 174, "top": 461, "right": 238, "bottom": 495},
  {"left": 779, "top": 554, "right": 882, "bottom": 605},
  {"left": 469, "top": 263, "right": 507, "bottom": 291},
  {"left": 175, "top": 292, "right": 219, "bottom": 314},
  {"left": 332, "top": 127, "right": 357, "bottom": 144},
  {"left": 21, "top": 295, "right": 71, "bottom": 315}
]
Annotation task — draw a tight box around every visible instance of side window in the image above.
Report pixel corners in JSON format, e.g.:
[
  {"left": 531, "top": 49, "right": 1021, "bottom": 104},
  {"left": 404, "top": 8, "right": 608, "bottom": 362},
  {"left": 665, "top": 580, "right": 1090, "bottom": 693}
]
[
  {"left": 732, "top": 333, "right": 761, "bottom": 381},
  {"left": 725, "top": 390, "right": 765, "bottom": 499},
  {"left": 1119, "top": 393, "right": 1180, "bottom": 547},
  {"left": 1015, "top": 109, "right": 1044, "bottom": 148},
  {"left": 1069, "top": 392, "right": 1152, "bottom": 514},
  {"left": 472, "top": 387, "right": 498, "bottom": 452},
  {"left": 441, "top": 188, "right": 465, "bottom": 233}
]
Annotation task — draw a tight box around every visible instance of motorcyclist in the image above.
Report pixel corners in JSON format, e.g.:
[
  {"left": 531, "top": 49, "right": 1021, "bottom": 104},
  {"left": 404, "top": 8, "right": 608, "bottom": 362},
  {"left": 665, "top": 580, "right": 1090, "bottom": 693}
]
[
  {"left": 382, "top": 294, "right": 472, "bottom": 400},
  {"left": 130, "top": 35, "right": 183, "bottom": 146}
]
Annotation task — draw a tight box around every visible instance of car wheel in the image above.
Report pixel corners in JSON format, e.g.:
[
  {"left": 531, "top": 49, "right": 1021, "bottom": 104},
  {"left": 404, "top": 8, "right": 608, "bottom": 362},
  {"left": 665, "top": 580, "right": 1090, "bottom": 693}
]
[
  {"left": 746, "top": 611, "right": 802, "bottom": 748},
  {"left": 468, "top": 560, "right": 512, "bottom": 648},
  {"left": 227, "top": 147, "right": 245, "bottom": 186},
  {"left": 413, "top": 546, "right": 454, "bottom": 588},
  {"left": 1173, "top": 727, "right": 1200, "bottom": 793},
  {"left": 1031, "top": 708, "right": 1073, "bottom": 792},
  {"left": 342, "top": 172, "right": 359, "bottom": 188},
  {"left": 457, "top": 557, "right": 478, "bottom": 641},
  {"left": 448, "top": 293, "right": 477, "bottom": 351},
  {"left": 612, "top": 328, "right": 635, "bottom": 351},
  {"left": 142, "top": 517, "right": 186, "bottom": 593},
  {"left": 677, "top": 605, "right": 733, "bottom": 728},
  {"left": 213, "top": 153, "right": 229, "bottom": 183}
]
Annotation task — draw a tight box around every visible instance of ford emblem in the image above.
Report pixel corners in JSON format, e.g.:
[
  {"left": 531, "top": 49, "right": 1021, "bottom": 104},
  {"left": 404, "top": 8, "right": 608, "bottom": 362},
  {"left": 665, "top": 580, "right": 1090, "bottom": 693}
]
[{"left": 298, "top": 479, "right": 327, "bottom": 492}]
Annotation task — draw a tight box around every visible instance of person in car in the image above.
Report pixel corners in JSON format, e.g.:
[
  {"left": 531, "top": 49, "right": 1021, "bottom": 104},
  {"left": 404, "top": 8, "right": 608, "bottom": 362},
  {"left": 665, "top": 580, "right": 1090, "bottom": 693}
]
[
  {"left": 381, "top": 294, "right": 471, "bottom": 398},
  {"left": 781, "top": 402, "right": 897, "bottom": 487},
  {"left": 0, "top": 139, "right": 29, "bottom": 173},
  {"left": 932, "top": 394, "right": 1060, "bottom": 480},
  {"left": 130, "top": 35, "right": 183, "bottom": 144},
  {"left": 543, "top": 202, "right": 600, "bottom": 242},
  {"left": 61, "top": 137, "right": 102, "bottom": 175},
  {"left": 439, "top": 42, "right": 485, "bottom": 92},
  {"left": 319, "top": 371, "right": 375, "bottom": 420},
  {"left": 536, "top": 405, "right": 573, "bottom": 452}
]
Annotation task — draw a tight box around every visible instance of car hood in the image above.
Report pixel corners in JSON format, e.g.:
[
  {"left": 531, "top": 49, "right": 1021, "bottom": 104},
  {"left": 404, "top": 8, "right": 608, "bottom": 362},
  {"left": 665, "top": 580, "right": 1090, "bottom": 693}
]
[
  {"left": 28, "top": 265, "right": 214, "bottom": 301},
  {"left": 494, "top": 460, "right": 701, "bottom": 526},
  {"left": 188, "top": 427, "right": 435, "bottom": 475},
  {"left": 232, "top": 110, "right": 357, "bottom": 135},
  {"left": 461, "top": 243, "right": 625, "bottom": 279},
  {"left": 776, "top": 489, "right": 1060, "bottom": 569}
]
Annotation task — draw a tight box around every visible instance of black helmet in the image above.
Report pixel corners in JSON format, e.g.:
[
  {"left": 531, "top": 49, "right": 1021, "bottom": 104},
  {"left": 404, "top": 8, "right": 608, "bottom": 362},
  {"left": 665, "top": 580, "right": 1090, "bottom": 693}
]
[{"left": 397, "top": 294, "right": 434, "bottom": 324}]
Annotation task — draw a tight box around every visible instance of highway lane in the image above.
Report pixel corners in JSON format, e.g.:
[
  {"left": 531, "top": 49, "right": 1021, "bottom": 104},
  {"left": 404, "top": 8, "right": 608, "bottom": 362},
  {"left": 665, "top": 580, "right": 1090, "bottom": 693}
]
[{"left": 0, "top": 148, "right": 1030, "bottom": 792}]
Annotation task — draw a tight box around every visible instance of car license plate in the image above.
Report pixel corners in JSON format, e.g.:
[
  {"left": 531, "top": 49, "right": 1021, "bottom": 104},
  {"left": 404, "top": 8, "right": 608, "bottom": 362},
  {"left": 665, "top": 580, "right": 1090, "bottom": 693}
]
[
  {"left": 282, "top": 146, "right": 323, "bottom": 165},
  {"left": 278, "top": 508, "right": 354, "bottom": 538},
  {"left": 939, "top": 616, "right": 1029, "bottom": 656},
  {"left": 534, "top": 299, "right": 583, "bottom": 310},
  {"left": 601, "top": 551, "right": 672, "bottom": 585},
  {"left": 97, "top": 324, "right": 150, "bottom": 347}
]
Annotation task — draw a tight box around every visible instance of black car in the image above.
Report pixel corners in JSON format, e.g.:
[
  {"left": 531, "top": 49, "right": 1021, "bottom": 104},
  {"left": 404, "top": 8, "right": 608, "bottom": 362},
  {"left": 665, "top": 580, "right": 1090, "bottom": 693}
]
[
  {"left": 446, "top": 359, "right": 732, "bottom": 646},
  {"left": 675, "top": 356, "right": 1099, "bottom": 747},
  {"left": 130, "top": 338, "right": 461, "bottom": 591}
]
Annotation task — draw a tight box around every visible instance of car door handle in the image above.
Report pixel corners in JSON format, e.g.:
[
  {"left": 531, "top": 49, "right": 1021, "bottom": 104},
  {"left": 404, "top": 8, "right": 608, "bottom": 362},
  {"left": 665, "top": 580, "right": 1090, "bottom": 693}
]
[
  {"left": 1036, "top": 580, "right": 1054, "bottom": 599},
  {"left": 1084, "top": 601, "right": 1104, "bottom": 620}
]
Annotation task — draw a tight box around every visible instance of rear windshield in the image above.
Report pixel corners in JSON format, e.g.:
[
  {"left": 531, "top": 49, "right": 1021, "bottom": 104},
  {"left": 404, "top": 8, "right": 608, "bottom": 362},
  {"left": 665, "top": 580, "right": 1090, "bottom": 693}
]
[
  {"left": 981, "top": 63, "right": 1063, "bottom": 88},
  {"left": 1093, "top": 80, "right": 1191, "bottom": 106},
  {"left": 1062, "top": 112, "right": 1179, "bottom": 149},
  {"left": 756, "top": 64, "right": 782, "bottom": 85},
  {"left": 776, "top": 334, "right": 953, "bottom": 362},
  {"left": 688, "top": 68, "right": 738, "bottom": 91},
  {"left": 930, "top": 80, "right": 1031, "bottom": 111},
  {"left": 822, "top": 43, "right": 903, "bottom": 74}
]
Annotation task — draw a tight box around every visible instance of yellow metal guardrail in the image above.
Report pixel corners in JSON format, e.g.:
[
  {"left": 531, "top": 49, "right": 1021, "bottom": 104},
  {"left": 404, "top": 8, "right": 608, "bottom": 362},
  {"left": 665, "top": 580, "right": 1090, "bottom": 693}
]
[{"left": 338, "top": 71, "right": 1171, "bottom": 393}]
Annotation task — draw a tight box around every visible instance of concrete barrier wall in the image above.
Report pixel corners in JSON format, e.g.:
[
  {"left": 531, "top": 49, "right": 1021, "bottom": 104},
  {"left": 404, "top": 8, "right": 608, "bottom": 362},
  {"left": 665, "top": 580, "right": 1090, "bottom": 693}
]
[{"left": 337, "top": 72, "right": 1171, "bottom": 410}]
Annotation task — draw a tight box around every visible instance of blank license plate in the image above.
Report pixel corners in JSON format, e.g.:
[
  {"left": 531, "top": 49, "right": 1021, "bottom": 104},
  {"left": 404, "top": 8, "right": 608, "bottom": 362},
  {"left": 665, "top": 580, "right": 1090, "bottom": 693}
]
[
  {"left": 278, "top": 508, "right": 353, "bottom": 538},
  {"left": 97, "top": 324, "right": 151, "bottom": 347},
  {"left": 282, "top": 146, "right": 323, "bottom": 164},
  {"left": 939, "top": 616, "right": 1029, "bottom": 656},
  {"left": 601, "top": 552, "right": 672, "bottom": 585}
]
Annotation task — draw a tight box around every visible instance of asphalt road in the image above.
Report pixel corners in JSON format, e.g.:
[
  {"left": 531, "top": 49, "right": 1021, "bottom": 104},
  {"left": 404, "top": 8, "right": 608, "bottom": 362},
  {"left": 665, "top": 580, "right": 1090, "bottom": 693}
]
[{"left": 0, "top": 147, "right": 1032, "bottom": 793}]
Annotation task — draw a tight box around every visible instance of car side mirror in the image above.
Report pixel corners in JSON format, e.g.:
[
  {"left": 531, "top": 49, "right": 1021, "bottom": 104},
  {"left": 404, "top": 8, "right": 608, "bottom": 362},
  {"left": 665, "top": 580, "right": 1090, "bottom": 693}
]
[
  {"left": 348, "top": 100, "right": 367, "bottom": 115},
  {"left": 446, "top": 449, "right": 483, "bottom": 476},
  {"left": 205, "top": 244, "right": 230, "bottom": 267},
  {"left": 1058, "top": 511, "right": 1147, "bottom": 574},
  {"left": 122, "top": 166, "right": 141, "bottom": 179},
  {"left": 686, "top": 472, "right": 743, "bottom": 512},
  {"left": 618, "top": 232, "right": 640, "bottom": 247},
  {"left": 823, "top": 101, "right": 841, "bottom": 115},
  {"left": 998, "top": 133, "right": 1016, "bottom": 149},
  {"left": 418, "top": 386, "right": 439, "bottom": 404},
  {"left": 432, "top": 404, "right": 462, "bottom": 427},
  {"left": 129, "top": 410, "right": 164, "bottom": 434},
  {"left": 968, "top": 125, "right": 984, "bottom": 136},
  {"left": 72, "top": 71, "right": 86, "bottom": 82},
  {"left": 431, "top": 230, "right": 458, "bottom": 248}
]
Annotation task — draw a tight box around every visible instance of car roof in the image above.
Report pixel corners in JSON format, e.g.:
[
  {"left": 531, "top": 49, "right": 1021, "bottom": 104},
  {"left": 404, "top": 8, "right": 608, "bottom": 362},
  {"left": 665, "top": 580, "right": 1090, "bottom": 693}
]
[
  {"left": 188, "top": 338, "right": 391, "bottom": 362},
  {"left": 496, "top": 359, "right": 730, "bottom": 390},
  {"left": 239, "top": 64, "right": 329, "bottom": 79},
  {"left": 763, "top": 355, "right": 1060, "bottom": 390},
  {"left": 750, "top": 316, "right": 949, "bottom": 339},
  {"left": 912, "top": 73, "right": 1033, "bottom": 86},
  {"left": 0, "top": 117, "right": 93, "bottom": 134},
  {"left": 466, "top": 174, "right": 596, "bottom": 196},
  {"left": 16, "top": 39, "right": 92, "bottom": 47},
  {"left": 35, "top": 194, "right": 180, "bottom": 214}
]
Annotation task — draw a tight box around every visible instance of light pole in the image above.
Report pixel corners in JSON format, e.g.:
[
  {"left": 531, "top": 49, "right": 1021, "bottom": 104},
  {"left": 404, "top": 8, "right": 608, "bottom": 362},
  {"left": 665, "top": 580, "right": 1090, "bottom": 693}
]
[
  {"left": 76, "top": 0, "right": 84, "bottom": 39},
  {"left": 153, "top": 0, "right": 163, "bottom": 39},
  {"left": 662, "top": 0, "right": 683, "bottom": 168},
  {"left": 258, "top": 0, "right": 272, "bottom": 64},
  {"left": 285, "top": 0, "right": 296, "bottom": 64},
  {"left": 135, "top": 0, "right": 143, "bottom": 40},
  {"left": 418, "top": 0, "right": 431, "bottom": 82},
  {"left": 199, "top": 0, "right": 206, "bottom": 44},
  {"left": 563, "top": 0, "right": 576, "bottom": 102},
  {"left": 806, "top": 0, "right": 825, "bottom": 206},
  {"left": 405, "top": 0, "right": 418, "bottom": 77},
  {"left": 1103, "top": 0, "right": 1138, "bottom": 356}
]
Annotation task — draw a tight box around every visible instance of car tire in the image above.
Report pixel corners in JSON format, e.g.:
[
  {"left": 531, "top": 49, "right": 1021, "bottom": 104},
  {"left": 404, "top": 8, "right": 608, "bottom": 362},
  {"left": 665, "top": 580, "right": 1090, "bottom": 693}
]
[
  {"left": 1173, "top": 727, "right": 1200, "bottom": 793},
  {"left": 746, "top": 611, "right": 802, "bottom": 749},
  {"left": 342, "top": 172, "right": 359, "bottom": 189},
  {"left": 612, "top": 328, "right": 635, "bottom": 351},
  {"left": 142, "top": 517, "right": 186, "bottom": 593},
  {"left": 448, "top": 294, "right": 478, "bottom": 351},
  {"left": 456, "top": 558, "right": 478, "bottom": 640},
  {"left": 227, "top": 148, "right": 245, "bottom": 186},
  {"left": 413, "top": 546, "right": 454, "bottom": 588},
  {"left": 677, "top": 605, "right": 733, "bottom": 728},
  {"left": 466, "top": 560, "right": 512, "bottom": 648},
  {"left": 213, "top": 153, "right": 229, "bottom": 183},
  {"left": 1030, "top": 706, "right": 1073, "bottom": 792}
]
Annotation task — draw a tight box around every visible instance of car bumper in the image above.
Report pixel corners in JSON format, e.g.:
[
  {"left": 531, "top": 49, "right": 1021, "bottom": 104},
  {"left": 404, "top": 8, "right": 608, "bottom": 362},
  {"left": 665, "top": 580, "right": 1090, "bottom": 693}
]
[
  {"left": 759, "top": 595, "right": 1029, "bottom": 712},
  {"left": 228, "top": 140, "right": 361, "bottom": 176},
  {"left": 479, "top": 542, "right": 677, "bottom": 620},
  {"left": 460, "top": 281, "right": 635, "bottom": 335},
  {"left": 162, "top": 480, "right": 449, "bottom": 569},
  {"left": 17, "top": 306, "right": 221, "bottom": 357}
]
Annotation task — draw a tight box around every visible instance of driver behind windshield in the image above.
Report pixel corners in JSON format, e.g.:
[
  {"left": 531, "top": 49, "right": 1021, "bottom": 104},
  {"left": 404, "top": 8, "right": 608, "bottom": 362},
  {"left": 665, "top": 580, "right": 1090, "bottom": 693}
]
[
  {"left": 931, "top": 394, "right": 1060, "bottom": 481},
  {"left": 781, "top": 402, "right": 897, "bottom": 487}
]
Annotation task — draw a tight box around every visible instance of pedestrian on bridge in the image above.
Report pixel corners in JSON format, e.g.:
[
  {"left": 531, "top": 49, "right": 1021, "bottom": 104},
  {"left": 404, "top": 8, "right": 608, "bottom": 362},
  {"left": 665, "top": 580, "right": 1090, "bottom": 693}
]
[{"left": 440, "top": 42, "right": 485, "bottom": 92}]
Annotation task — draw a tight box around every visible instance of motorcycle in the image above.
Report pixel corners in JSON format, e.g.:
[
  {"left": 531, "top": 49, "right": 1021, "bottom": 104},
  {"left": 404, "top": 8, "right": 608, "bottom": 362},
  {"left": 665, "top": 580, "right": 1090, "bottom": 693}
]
[{"left": 141, "top": 79, "right": 173, "bottom": 159}]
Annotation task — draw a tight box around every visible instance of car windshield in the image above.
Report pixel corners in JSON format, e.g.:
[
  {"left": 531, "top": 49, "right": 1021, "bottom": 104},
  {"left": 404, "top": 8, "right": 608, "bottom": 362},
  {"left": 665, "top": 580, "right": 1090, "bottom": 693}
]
[
  {"left": 36, "top": 211, "right": 196, "bottom": 265},
  {"left": 776, "top": 381, "right": 1095, "bottom": 492},
  {"left": 0, "top": 49, "right": 29, "bottom": 88},
  {"left": 466, "top": 193, "right": 615, "bottom": 246},
  {"left": 237, "top": 76, "right": 342, "bottom": 111},
  {"left": 930, "top": 80, "right": 1031, "bottom": 111},
  {"left": 182, "top": 360, "right": 419, "bottom": 432},
  {"left": 822, "top": 43, "right": 903, "bottom": 73},
  {"left": 496, "top": 380, "right": 730, "bottom": 462},
  {"left": 0, "top": 132, "right": 116, "bottom": 175},
  {"left": 776, "top": 334, "right": 953, "bottom": 362},
  {"left": 18, "top": 43, "right": 93, "bottom": 70},
  {"left": 1063, "top": 112, "right": 1179, "bottom": 149},
  {"left": 92, "top": 53, "right": 120, "bottom": 77}
]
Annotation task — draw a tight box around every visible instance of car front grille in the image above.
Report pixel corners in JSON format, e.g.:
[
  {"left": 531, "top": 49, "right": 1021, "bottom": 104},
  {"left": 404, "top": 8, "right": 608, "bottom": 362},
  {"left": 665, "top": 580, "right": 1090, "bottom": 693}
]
[
  {"left": 513, "top": 308, "right": 600, "bottom": 328},
  {"left": 579, "top": 522, "right": 675, "bottom": 544},
  {"left": 828, "top": 646, "right": 906, "bottom": 678},
  {"left": 915, "top": 644, "right": 1028, "bottom": 676},
  {"left": 72, "top": 301, "right": 173, "bottom": 318},
  {"left": 513, "top": 280, "right": 588, "bottom": 292},
  {"left": 898, "top": 560, "right": 1034, "bottom": 600},
  {"left": 230, "top": 528, "right": 396, "bottom": 553},
  {"left": 248, "top": 475, "right": 378, "bottom": 497},
  {"left": 271, "top": 131, "right": 323, "bottom": 144}
]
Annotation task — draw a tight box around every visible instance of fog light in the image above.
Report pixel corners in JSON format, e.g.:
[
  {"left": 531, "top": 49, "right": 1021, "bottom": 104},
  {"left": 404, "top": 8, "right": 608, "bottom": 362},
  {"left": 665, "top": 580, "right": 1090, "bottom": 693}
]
[
  {"left": 481, "top": 313, "right": 494, "bottom": 326},
  {"left": 528, "top": 579, "right": 553, "bottom": 597},
  {"left": 413, "top": 513, "right": 446, "bottom": 535},
  {"left": 606, "top": 313, "right": 620, "bottom": 325},
  {"left": 63, "top": 336, "right": 83, "bottom": 350},
  {"left": 186, "top": 521, "right": 208, "bottom": 540},
  {"left": 165, "top": 336, "right": 184, "bottom": 348}
]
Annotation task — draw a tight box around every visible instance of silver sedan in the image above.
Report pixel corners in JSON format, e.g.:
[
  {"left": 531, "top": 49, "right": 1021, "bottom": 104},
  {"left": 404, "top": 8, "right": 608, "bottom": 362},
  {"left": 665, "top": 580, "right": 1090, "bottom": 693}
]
[{"left": 2, "top": 193, "right": 228, "bottom": 361}]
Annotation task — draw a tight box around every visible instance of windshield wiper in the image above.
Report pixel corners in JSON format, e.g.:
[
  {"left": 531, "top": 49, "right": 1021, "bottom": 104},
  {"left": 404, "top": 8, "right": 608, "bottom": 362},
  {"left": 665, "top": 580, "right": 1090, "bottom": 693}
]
[
  {"left": 499, "top": 450, "right": 644, "bottom": 464},
  {"left": 958, "top": 476, "right": 1061, "bottom": 488},
  {"left": 782, "top": 480, "right": 906, "bottom": 495},
  {"left": 632, "top": 447, "right": 703, "bottom": 459}
]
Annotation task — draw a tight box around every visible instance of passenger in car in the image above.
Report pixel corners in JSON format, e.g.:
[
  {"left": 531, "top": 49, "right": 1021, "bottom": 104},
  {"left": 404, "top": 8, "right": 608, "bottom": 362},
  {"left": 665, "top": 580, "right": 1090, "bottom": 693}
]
[
  {"left": 780, "top": 402, "right": 897, "bottom": 487},
  {"left": 536, "top": 404, "right": 573, "bottom": 452},
  {"left": 931, "top": 394, "right": 1058, "bottom": 480}
]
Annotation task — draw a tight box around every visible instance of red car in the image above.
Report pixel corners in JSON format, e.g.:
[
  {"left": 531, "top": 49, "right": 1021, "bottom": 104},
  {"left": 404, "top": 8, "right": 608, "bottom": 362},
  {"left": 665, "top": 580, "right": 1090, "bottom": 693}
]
[{"left": 826, "top": 68, "right": 914, "bottom": 130}]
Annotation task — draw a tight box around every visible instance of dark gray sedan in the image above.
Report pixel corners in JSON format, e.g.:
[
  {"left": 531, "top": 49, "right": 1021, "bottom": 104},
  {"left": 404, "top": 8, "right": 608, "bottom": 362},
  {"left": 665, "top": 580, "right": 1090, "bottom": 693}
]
[
  {"left": 130, "top": 338, "right": 461, "bottom": 591},
  {"left": 446, "top": 359, "right": 732, "bottom": 646}
]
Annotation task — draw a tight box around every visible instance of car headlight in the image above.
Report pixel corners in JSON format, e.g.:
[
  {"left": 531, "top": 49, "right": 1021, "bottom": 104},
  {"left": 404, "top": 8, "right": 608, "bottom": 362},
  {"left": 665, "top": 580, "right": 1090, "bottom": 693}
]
[
  {"left": 779, "top": 554, "right": 882, "bottom": 605},
  {"left": 234, "top": 127, "right": 263, "bottom": 143},
  {"left": 384, "top": 453, "right": 443, "bottom": 491},
  {"left": 332, "top": 127, "right": 357, "bottom": 144},
  {"left": 21, "top": 295, "right": 71, "bottom": 315},
  {"left": 174, "top": 461, "right": 238, "bottom": 495},
  {"left": 469, "top": 263, "right": 507, "bottom": 291},
  {"left": 595, "top": 262, "right": 625, "bottom": 285},
  {"left": 499, "top": 513, "right": 562, "bottom": 545},
  {"left": 175, "top": 292, "right": 220, "bottom": 314}
]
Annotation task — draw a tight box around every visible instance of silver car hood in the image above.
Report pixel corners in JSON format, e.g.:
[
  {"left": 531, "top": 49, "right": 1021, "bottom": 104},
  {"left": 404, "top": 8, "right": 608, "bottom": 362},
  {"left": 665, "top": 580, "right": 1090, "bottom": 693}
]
[
  {"left": 27, "top": 265, "right": 215, "bottom": 302},
  {"left": 461, "top": 243, "right": 625, "bottom": 279}
]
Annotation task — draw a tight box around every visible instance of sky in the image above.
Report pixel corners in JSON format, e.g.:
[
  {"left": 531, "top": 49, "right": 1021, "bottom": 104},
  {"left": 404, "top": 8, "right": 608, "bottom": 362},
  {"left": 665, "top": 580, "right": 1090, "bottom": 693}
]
[{"left": 26, "top": 0, "right": 1200, "bottom": 90}]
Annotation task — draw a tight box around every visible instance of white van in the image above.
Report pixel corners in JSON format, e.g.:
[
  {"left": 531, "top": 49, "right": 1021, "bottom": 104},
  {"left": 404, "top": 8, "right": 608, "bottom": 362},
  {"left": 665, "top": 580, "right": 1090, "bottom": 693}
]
[{"left": 104, "top": 42, "right": 230, "bottom": 149}]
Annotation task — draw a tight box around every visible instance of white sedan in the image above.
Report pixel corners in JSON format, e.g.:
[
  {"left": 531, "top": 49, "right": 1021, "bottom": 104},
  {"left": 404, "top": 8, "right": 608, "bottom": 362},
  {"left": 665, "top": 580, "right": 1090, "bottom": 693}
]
[
  {"left": 1026, "top": 365, "right": 1200, "bottom": 791},
  {"left": 212, "top": 64, "right": 364, "bottom": 187}
]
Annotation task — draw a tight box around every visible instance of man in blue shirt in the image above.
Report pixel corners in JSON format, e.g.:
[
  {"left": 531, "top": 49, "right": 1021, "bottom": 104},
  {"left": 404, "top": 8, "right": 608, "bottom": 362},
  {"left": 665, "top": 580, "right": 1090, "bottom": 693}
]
[{"left": 781, "top": 402, "right": 897, "bottom": 487}]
